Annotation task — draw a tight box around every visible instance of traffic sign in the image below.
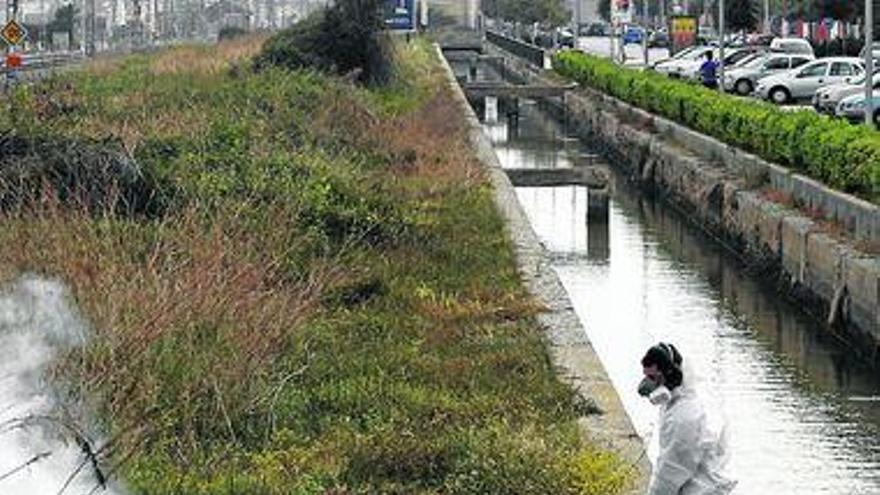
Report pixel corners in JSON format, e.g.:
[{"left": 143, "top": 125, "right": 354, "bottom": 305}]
[
  {"left": 1, "top": 20, "right": 27, "bottom": 47},
  {"left": 5, "top": 53, "right": 22, "bottom": 69},
  {"left": 384, "top": 0, "right": 416, "bottom": 31}
]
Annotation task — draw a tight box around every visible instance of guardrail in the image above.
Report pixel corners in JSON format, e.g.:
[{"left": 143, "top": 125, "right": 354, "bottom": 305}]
[
  {"left": 485, "top": 30, "right": 547, "bottom": 68},
  {"left": 0, "top": 52, "right": 85, "bottom": 75}
]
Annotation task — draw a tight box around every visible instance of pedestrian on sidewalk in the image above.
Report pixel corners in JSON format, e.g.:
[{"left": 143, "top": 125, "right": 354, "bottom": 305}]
[{"left": 699, "top": 52, "right": 719, "bottom": 90}]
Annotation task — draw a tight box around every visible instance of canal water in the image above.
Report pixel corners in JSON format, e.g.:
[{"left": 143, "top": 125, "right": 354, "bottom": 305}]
[{"left": 458, "top": 62, "right": 880, "bottom": 494}]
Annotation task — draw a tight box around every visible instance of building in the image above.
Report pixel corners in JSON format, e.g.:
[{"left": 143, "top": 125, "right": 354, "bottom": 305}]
[{"left": 572, "top": 0, "right": 601, "bottom": 24}]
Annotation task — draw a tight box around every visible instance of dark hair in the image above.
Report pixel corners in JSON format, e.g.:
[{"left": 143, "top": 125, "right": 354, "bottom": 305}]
[
  {"left": 706, "top": 51, "right": 714, "bottom": 60},
  {"left": 641, "top": 343, "right": 684, "bottom": 390}
]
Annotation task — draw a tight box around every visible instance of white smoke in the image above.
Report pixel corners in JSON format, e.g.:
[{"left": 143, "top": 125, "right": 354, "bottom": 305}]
[{"left": 0, "top": 276, "right": 125, "bottom": 495}]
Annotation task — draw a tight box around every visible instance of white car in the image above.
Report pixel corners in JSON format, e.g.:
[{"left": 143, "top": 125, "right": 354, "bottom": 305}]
[
  {"left": 769, "top": 37, "right": 815, "bottom": 57},
  {"left": 653, "top": 46, "right": 714, "bottom": 78},
  {"left": 835, "top": 92, "right": 880, "bottom": 125},
  {"left": 649, "top": 45, "right": 702, "bottom": 68},
  {"left": 755, "top": 57, "right": 865, "bottom": 104},
  {"left": 679, "top": 48, "right": 758, "bottom": 81},
  {"left": 813, "top": 70, "right": 880, "bottom": 115},
  {"left": 722, "top": 53, "right": 813, "bottom": 95},
  {"left": 654, "top": 47, "right": 755, "bottom": 81}
]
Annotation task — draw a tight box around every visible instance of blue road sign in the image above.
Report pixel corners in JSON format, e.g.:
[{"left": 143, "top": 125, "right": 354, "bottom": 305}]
[{"left": 384, "top": 0, "right": 415, "bottom": 31}]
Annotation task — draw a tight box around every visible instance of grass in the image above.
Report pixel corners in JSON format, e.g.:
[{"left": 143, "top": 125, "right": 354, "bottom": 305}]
[{"left": 0, "top": 36, "right": 633, "bottom": 493}]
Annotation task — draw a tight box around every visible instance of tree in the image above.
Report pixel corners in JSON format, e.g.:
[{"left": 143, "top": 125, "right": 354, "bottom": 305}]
[
  {"left": 726, "top": 0, "right": 759, "bottom": 32},
  {"left": 599, "top": 0, "right": 611, "bottom": 21},
  {"left": 254, "top": 0, "right": 391, "bottom": 85},
  {"left": 48, "top": 3, "right": 78, "bottom": 49},
  {"left": 483, "top": 0, "right": 570, "bottom": 27},
  {"left": 813, "top": 0, "right": 856, "bottom": 22}
]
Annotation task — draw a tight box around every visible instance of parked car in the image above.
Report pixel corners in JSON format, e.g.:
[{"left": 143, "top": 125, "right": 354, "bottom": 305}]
[
  {"left": 747, "top": 33, "right": 775, "bottom": 46},
  {"left": 650, "top": 45, "right": 705, "bottom": 68},
  {"left": 722, "top": 53, "right": 813, "bottom": 95},
  {"left": 648, "top": 29, "right": 670, "bottom": 48},
  {"left": 755, "top": 57, "right": 865, "bottom": 104},
  {"left": 532, "top": 30, "right": 552, "bottom": 47},
  {"left": 769, "top": 37, "right": 815, "bottom": 57},
  {"left": 581, "top": 22, "right": 609, "bottom": 37},
  {"left": 532, "top": 27, "right": 573, "bottom": 48},
  {"left": 622, "top": 26, "right": 645, "bottom": 45},
  {"left": 557, "top": 27, "right": 575, "bottom": 48},
  {"left": 678, "top": 48, "right": 762, "bottom": 81},
  {"left": 653, "top": 46, "right": 714, "bottom": 78},
  {"left": 813, "top": 71, "right": 880, "bottom": 115},
  {"left": 835, "top": 92, "right": 880, "bottom": 125},
  {"left": 697, "top": 27, "right": 718, "bottom": 46},
  {"left": 728, "top": 51, "right": 767, "bottom": 69},
  {"left": 723, "top": 32, "right": 748, "bottom": 47}
]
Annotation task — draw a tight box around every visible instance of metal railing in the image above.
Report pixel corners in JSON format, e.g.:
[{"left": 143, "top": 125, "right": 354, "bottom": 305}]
[
  {"left": 485, "top": 30, "right": 546, "bottom": 68},
  {"left": 0, "top": 52, "right": 85, "bottom": 75}
]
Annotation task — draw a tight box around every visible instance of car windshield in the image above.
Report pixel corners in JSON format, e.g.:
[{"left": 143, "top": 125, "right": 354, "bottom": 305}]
[
  {"left": 848, "top": 67, "right": 880, "bottom": 85},
  {"left": 672, "top": 46, "right": 701, "bottom": 59},
  {"left": 685, "top": 49, "right": 711, "bottom": 60},
  {"left": 734, "top": 53, "right": 764, "bottom": 67}
]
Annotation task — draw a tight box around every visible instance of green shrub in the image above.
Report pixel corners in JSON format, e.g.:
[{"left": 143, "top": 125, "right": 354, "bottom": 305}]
[
  {"left": 254, "top": 0, "right": 392, "bottom": 85},
  {"left": 554, "top": 51, "right": 880, "bottom": 202},
  {"left": 217, "top": 25, "right": 248, "bottom": 41}
]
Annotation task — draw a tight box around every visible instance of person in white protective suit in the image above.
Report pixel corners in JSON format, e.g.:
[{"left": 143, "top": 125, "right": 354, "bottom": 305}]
[{"left": 638, "top": 343, "right": 737, "bottom": 495}]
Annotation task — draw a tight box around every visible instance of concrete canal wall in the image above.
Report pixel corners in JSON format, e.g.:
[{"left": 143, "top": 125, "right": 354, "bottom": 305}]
[
  {"left": 436, "top": 45, "right": 651, "bottom": 494},
  {"left": 486, "top": 44, "right": 880, "bottom": 364}
]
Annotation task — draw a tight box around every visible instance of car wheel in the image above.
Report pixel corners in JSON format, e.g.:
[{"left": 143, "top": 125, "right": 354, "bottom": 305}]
[
  {"left": 873, "top": 109, "right": 880, "bottom": 127},
  {"left": 769, "top": 87, "right": 790, "bottom": 104},
  {"left": 735, "top": 79, "right": 753, "bottom": 96}
]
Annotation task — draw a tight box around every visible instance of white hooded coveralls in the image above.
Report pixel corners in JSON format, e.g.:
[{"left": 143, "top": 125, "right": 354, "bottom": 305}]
[{"left": 647, "top": 387, "right": 737, "bottom": 495}]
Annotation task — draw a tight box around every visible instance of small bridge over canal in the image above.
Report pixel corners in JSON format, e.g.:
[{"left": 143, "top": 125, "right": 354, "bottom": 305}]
[
  {"left": 439, "top": 28, "right": 611, "bottom": 221},
  {"left": 461, "top": 81, "right": 578, "bottom": 100}
]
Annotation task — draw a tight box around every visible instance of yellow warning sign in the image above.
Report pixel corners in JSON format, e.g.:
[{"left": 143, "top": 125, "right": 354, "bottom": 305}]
[
  {"left": 1, "top": 20, "right": 27, "bottom": 47},
  {"left": 671, "top": 16, "right": 697, "bottom": 53}
]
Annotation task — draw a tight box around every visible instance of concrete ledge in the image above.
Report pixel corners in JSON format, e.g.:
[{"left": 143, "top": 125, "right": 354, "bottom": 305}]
[{"left": 436, "top": 44, "right": 650, "bottom": 493}]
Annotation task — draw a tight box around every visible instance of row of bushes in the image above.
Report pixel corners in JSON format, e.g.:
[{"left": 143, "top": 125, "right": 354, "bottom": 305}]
[{"left": 554, "top": 51, "right": 880, "bottom": 203}]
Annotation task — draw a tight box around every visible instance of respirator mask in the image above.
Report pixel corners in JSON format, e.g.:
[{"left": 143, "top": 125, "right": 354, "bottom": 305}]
[{"left": 638, "top": 376, "right": 672, "bottom": 405}]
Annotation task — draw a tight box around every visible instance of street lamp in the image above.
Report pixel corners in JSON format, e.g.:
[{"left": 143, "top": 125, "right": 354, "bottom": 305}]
[
  {"left": 719, "top": 0, "right": 725, "bottom": 92},
  {"left": 866, "top": 0, "right": 875, "bottom": 127},
  {"left": 643, "top": 0, "right": 649, "bottom": 66}
]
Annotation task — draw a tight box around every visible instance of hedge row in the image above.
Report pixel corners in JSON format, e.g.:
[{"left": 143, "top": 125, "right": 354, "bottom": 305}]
[{"left": 553, "top": 51, "right": 880, "bottom": 203}]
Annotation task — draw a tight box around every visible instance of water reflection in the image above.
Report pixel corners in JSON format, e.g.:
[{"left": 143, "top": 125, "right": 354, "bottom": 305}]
[{"left": 484, "top": 90, "right": 880, "bottom": 494}]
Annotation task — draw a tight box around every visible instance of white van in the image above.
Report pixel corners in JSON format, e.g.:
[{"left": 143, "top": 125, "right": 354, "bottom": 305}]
[{"left": 770, "top": 38, "right": 815, "bottom": 57}]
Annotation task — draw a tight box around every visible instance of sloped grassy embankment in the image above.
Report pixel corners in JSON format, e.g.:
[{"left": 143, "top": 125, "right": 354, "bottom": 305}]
[{"left": 0, "top": 37, "right": 631, "bottom": 493}]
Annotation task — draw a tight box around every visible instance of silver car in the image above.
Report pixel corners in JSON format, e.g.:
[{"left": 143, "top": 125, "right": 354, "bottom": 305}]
[
  {"left": 722, "top": 53, "right": 813, "bottom": 95},
  {"left": 835, "top": 92, "right": 880, "bottom": 125},
  {"left": 755, "top": 57, "right": 866, "bottom": 104},
  {"left": 812, "top": 71, "right": 880, "bottom": 115},
  {"left": 653, "top": 46, "right": 714, "bottom": 78}
]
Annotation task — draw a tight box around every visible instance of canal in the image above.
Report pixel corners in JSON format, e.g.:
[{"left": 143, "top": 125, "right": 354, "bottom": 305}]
[{"left": 455, "top": 60, "right": 880, "bottom": 494}]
